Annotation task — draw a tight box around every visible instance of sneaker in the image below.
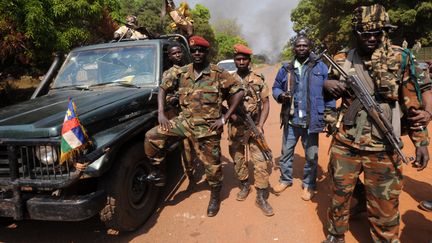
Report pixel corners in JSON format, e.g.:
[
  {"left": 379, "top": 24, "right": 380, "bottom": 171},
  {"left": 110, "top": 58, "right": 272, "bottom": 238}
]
[
  {"left": 273, "top": 182, "right": 291, "bottom": 193},
  {"left": 301, "top": 187, "right": 315, "bottom": 201}
]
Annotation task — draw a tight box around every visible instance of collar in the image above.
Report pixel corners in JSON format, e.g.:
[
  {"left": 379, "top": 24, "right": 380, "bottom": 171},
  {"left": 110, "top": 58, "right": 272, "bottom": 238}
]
[
  {"left": 294, "top": 57, "right": 309, "bottom": 68},
  {"left": 234, "top": 70, "right": 252, "bottom": 83}
]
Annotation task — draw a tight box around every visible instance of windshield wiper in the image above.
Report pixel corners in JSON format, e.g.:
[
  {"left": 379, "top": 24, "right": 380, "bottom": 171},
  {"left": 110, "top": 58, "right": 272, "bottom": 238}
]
[
  {"left": 51, "top": 85, "right": 90, "bottom": 91},
  {"left": 88, "top": 81, "right": 141, "bottom": 89}
]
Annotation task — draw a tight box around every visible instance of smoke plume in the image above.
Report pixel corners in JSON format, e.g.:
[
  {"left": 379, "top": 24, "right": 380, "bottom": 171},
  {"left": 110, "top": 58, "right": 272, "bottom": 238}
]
[{"left": 187, "top": 0, "right": 301, "bottom": 62}]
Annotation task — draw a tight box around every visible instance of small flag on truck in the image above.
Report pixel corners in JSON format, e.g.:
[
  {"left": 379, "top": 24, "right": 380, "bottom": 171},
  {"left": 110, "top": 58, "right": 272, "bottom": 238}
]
[{"left": 60, "top": 98, "right": 92, "bottom": 164}]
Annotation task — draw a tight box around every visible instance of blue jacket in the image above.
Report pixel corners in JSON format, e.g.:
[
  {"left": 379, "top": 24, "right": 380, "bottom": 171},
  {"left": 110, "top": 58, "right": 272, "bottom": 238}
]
[{"left": 272, "top": 54, "right": 335, "bottom": 133}]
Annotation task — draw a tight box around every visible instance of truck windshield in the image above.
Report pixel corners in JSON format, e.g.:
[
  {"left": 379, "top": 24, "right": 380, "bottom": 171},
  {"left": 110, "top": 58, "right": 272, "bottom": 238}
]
[{"left": 52, "top": 45, "right": 158, "bottom": 88}]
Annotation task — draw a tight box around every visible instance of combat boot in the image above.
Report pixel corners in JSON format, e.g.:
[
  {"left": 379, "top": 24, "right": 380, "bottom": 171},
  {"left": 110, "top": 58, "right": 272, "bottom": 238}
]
[
  {"left": 322, "top": 234, "right": 345, "bottom": 243},
  {"left": 207, "top": 184, "right": 222, "bottom": 217},
  {"left": 255, "top": 188, "right": 274, "bottom": 216},
  {"left": 419, "top": 200, "right": 432, "bottom": 212},
  {"left": 236, "top": 179, "right": 251, "bottom": 201},
  {"left": 144, "top": 165, "right": 166, "bottom": 187}
]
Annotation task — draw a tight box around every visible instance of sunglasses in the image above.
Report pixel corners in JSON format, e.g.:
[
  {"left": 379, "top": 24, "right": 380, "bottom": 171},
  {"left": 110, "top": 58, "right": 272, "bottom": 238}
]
[
  {"left": 190, "top": 47, "right": 207, "bottom": 53},
  {"left": 356, "top": 30, "right": 384, "bottom": 39}
]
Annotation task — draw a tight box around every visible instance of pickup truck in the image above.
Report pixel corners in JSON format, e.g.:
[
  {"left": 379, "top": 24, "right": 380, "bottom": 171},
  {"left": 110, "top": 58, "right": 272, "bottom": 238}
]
[{"left": 0, "top": 35, "right": 190, "bottom": 231}]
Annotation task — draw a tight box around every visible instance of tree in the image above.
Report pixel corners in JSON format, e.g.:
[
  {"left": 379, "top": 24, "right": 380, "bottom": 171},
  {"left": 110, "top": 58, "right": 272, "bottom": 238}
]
[
  {"left": 214, "top": 19, "right": 242, "bottom": 37},
  {"left": 280, "top": 39, "right": 294, "bottom": 61},
  {"left": 291, "top": 0, "right": 432, "bottom": 54},
  {"left": 214, "top": 32, "right": 248, "bottom": 61},
  {"left": 0, "top": 0, "right": 120, "bottom": 73},
  {"left": 213, "top": 18, "right": 248, "bottom": 61},
  {"left": 190, "top": 4, "right": 218, "bottom": 61},
  {"left": 116, "top": 0, "right": 165, "bottom": 34}
]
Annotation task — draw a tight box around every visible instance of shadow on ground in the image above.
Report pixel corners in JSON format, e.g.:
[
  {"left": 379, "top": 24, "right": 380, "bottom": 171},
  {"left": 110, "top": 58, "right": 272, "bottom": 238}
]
[{"left": 0, "top": 149, "right": 194, "bottom": 242}]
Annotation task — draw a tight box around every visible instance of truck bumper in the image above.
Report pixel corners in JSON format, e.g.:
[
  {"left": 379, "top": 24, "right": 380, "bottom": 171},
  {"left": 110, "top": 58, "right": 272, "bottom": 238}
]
[{"left": 0, "top": 190, "right": 106, "bottom": 221}]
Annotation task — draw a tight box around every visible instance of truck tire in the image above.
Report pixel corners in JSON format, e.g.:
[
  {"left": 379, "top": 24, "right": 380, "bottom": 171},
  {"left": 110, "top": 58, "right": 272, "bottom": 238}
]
[{"left": 99, "top": 142, "right": 160, "bottom": 231}]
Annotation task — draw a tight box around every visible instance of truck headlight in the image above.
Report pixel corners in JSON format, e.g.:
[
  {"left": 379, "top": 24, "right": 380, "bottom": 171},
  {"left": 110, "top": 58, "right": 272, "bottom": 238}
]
[{"left": 35, "top": 146, "right": 58, "bottom": 165}]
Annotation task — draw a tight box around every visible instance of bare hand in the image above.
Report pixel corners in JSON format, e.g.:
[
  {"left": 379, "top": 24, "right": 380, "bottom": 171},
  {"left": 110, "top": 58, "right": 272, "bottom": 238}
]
[
  {"left": 209, "top": 117, "right": 224, "bottom": 132},
  {"left": 257, "top": 125, "right": 264, "bottom": 135},
  {"left": 412, "top": 146, "right": 429, "bottom": 171},
  {"left": 278, "top": 92, "right": 291, "bottom": 103},
  {"left": 408, "top": 109, "right": 431, "bottom": 130},
  {"left": 324, "top": 79, "right": 346, "bottom": 98},
  {"left": 230, "top": 114, "right": 238, "bottom": 123},
  {"left": 158, "top": 113, "right": 172, "bottom": 131}
]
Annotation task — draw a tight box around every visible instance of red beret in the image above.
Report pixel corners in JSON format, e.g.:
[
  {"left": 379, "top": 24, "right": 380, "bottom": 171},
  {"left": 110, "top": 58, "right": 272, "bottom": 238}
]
[
  {"left": 189, "top": 35, "right": 210, "bottom": 48},
  {"left": 233, "top": 44, "right": 252, "bottom": 55}
]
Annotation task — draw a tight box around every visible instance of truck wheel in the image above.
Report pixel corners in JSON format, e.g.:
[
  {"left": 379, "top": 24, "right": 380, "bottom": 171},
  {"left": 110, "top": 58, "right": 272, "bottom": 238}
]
[{"left": 100, "top": 142, "right": 160, "bottom": 231}]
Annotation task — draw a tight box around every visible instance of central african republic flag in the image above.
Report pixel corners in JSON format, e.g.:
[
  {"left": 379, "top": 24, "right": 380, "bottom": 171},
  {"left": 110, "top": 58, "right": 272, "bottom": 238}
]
[{"left": 60, "top": 99, "right": 91, "bottom": 164}]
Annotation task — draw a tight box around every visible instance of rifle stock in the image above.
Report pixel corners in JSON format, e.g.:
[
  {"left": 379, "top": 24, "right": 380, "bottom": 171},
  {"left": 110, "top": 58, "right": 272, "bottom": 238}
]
[
  {"left": 320, "top": 50, "right": 409, "bottom": 164},
  {"left": 236, "top": 107, "right": 273, "bottom": 164}
]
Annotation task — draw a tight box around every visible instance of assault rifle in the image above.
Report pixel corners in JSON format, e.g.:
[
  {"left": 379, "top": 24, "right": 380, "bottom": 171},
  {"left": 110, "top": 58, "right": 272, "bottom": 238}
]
[
  {"left": 319, "top": 49, "right": 409, "bottom": 164},
  {"left": 236, "top": 106, "right": 273, "bottom": 164}
]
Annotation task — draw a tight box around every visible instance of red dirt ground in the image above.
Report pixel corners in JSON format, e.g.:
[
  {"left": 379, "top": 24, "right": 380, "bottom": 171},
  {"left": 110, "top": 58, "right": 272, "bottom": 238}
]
[{"left": 0, "top": 65, "right": 431, "bottom": 243}]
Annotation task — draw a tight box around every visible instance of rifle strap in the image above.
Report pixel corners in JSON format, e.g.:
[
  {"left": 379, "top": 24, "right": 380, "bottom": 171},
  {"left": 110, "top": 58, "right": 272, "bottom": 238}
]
[
  {"left": 343, "top": 49, "right": 375, "bottom": 126},
  {"left": 242, "top": 73, "right": 261, "bottom": 122},
  {"left": 343, "top": 49, "right": 402, "bottom": 139}
]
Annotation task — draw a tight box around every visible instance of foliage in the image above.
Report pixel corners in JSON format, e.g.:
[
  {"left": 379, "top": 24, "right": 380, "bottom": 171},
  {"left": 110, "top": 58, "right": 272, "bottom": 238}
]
[
  {"left": 117, "top": 0, "right": 166, "bottom": 34},
  {"left": 291, "top": 0, "right": 432, "bottom": 54},
  {"left": 0, "top": 1, "right": 243, "bottom": 76},
  {"left": 190, "top": 4, "right": 218, "bottom": 61},
  {"left": 214, "top": 32, "right": 247, "bottom": 61},
  {"left": 213, "top": 18, "right": 248, "bottom": 61},
  {"left": 252, "top": 54, "right": 268, "bottom": 65},
  {"left": 214, "top": 19, "right": 242, "bottom": 37},
  {"left": 280, "top": 40, "right": 294, "bottom": 61},
  {"left": 0, "top": 0, "right": 120, "bottom": 73}
]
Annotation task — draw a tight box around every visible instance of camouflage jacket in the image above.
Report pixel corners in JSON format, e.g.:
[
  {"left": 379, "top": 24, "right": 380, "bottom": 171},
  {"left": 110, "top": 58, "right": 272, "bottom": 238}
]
[
  {"left": 331, "top": 46, "right": 430, "bottom": 151},
  {"left": 232, "top": 70, "right": 269, "bottom": 123},
  {"left": 161, "top": 63, "right": 243, "bottom": 138}
]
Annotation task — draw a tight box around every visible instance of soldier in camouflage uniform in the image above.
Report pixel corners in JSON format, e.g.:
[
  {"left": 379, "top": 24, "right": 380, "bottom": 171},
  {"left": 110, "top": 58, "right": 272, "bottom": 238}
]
[
  {"left": 165, "top": 0, "right": 194, "bottom": 38},
  {"left": 227, "top": 44, "right": 274, "bottom": 216},
  {"left": 144, "top": 36, "right": 244, "bottom": 217},
  {"left": 322, "top": 4, "right": 430, "bottom": 243},
  {"left": 113, "top": 15, "right": 147, "bottom": 40},
  {"left": 163, "top": 42, "right": 195, "bottom": 184}
]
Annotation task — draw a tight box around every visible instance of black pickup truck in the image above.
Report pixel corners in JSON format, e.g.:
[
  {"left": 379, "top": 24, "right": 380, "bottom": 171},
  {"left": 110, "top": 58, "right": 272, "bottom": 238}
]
[{"left": 0, "top": 35, "right": 190, "bottom": 231}]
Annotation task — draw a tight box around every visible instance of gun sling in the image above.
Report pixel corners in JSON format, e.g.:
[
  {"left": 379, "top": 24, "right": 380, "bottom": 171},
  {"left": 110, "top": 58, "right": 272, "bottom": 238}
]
[{"left": 341, "top": 49, "right": 401, "bottom": 139}]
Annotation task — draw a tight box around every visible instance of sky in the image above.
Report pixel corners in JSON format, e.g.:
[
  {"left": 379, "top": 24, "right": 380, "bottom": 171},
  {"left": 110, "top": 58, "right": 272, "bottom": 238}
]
[{"left": 184, "top": 0, "right": 301, "bottom": 60}]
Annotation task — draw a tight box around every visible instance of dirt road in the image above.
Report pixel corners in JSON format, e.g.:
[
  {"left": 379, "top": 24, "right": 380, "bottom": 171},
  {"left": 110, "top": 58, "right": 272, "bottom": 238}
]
[{"left": 1, "top": 64, "right": 431, "bottom": 243}]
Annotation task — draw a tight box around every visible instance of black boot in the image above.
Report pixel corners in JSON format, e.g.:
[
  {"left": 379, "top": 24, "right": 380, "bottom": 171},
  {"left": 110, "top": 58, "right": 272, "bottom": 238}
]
[
  {"left": 207, "top": 184, "right": 222, "bottom": 217},
  {"left": 419, "top": 200, "right": 432, "bottom": 212},
  {"left": 236, "top": 180, "right": 251, "bottom": 201},
  {"left": 145, "top": 165, "right": 166, "bottom": 187},
  {"left": 255, "top": 188, "right": 274, "bottom": 216}
]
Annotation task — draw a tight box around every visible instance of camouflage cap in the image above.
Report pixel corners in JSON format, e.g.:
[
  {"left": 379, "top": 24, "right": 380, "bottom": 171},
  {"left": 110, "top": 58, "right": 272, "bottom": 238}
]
[{"left": 352, "top": 4, "right": 397, "bottom": 31}]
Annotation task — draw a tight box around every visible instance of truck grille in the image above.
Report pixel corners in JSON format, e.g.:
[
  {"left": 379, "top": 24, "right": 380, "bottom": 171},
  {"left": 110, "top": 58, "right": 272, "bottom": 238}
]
[{"left": 0, "top": 142, "right": 74, "bottom": 181}]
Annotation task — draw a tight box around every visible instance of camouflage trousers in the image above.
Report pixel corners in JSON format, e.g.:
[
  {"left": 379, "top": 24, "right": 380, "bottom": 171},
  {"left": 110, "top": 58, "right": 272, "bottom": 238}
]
[
  {"left": 164, "top": 107, "right": 194, "bottom": 173},
  {"left": 327, "top": 141, "right": 403, "bottom": 242},
  {"left": 228, "top": 123, "right": 269, "bottom": 189},
  {"left": 144, "top": 116, "right": 222, "bottom": 186}
]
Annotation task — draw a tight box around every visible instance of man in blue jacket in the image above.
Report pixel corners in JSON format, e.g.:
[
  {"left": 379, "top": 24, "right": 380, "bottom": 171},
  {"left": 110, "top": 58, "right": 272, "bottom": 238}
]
[{"left": 272, "top": 35, "right": 335, "bottom": 200}]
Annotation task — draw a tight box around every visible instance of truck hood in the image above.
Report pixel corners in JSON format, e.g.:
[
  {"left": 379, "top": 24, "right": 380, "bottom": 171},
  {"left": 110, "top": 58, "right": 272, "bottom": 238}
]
[{"left": 0, "top": 87, "right": 156, "bottom": 139}]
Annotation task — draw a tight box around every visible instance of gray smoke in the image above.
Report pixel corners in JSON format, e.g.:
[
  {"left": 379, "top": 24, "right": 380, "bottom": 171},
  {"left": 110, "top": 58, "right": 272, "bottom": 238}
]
[{"left": 186, "top": 0, "right": 300, "bottom": 62}]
